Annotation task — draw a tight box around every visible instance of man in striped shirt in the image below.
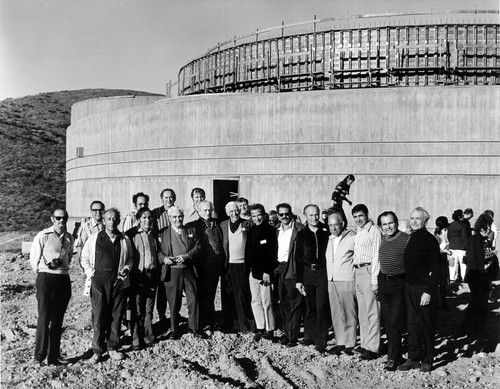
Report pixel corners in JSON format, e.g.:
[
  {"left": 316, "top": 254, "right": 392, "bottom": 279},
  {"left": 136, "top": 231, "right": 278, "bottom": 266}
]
[
  {"left": 377, "top": 211, "right": 410, "bottom": 371},
  {"left": 351, "top": 204, "right": 381, "bottom": 360}
]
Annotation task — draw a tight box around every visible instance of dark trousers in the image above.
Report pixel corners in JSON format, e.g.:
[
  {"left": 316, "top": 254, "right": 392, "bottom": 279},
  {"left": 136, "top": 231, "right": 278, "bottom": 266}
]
[
  {"left": 303, "top": 268, "right": 329, "bottom": 351},
  {"left": 278, "top": 264, "right": 303, "bottom": 342},
  {"left": 225, "top": 263, "right": 253, "bottom": 331},
  {"left": 156, "top": 279, "right": 167, "bottom": 320},
  {"left": 462, "top": 270, "right": 489, "bottom": 332},
  {"left": 379, "top": 276, "right": 406, "bottom": 361},
  {"left": 405, "top": 283, "right": 436, "bottom": 364},
  {"left": 130, "top": 271, "right": 157, "bottom": 346},
  {"left": 91, "top": 271, "right": 127, "bottom": 355},
  {"left": 35, "top": 273, "right": 71, "bottom": 362},
  {"left": 164, "top": 267, "right": 199, "bottom": 332},
  {"left": 197, "top": 264, "right": 221, "bottom": 329},
  {"left": 220, "top": 274, "right": 236, "bottom": 328}
]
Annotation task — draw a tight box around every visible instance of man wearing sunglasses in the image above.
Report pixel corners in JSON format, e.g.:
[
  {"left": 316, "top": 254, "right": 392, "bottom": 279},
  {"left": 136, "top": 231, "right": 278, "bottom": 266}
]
[
  {"left": 30, "top": 208, "right": 74, "bottom": 366},
  {"left": 275, "top": 203, "right": 304, "bottom": 347},
  {"left": 75, "top": 201, "right": 105, "bottom": 268}
]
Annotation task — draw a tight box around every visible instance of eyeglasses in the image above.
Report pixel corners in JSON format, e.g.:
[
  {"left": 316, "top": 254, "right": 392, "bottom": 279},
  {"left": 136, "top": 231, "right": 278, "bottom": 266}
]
[
  {"left": 53, "top": 216, "right": 68, "bottom": 221},
  {"left": 91, "top": 209, "right": 104, "bottom": 212},
  {"left": 278, "top": 213, "right": 290, "bottom": 217}
]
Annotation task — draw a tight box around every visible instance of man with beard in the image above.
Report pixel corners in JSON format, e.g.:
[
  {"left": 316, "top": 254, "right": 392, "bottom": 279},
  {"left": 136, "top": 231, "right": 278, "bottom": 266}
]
[
  {"left": 295, "top": 204, "right": 331, "bottom": 353},
  {"left": 82, "top": 208, "right": 134, "bottom": 363},
  {"left": 30, "top": 208, "right": 74, "bottom": 366}
]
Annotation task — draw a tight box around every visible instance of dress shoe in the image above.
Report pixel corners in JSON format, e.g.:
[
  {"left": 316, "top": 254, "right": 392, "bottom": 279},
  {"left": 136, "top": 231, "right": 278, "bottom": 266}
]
[
  {"left": 342, "top": 347, "right": 354, "bottom": 356},
  {"left": 329, "top": 345, "right": 345, "bottom": 355},
  {"left": 191, "top": 330, "right": 209, "bottom": 339},
  {"left": 360, "top": 350, "right": 379, "bottom": 360},
  {"left": 47, "top": 357, "right": 70, "bottom": 366},
  {"left": 420, "top": 363, "right": 433, "bottom": 372},
  {"left": 132, "top": 345, "right": 143, "bottom": 352},
  {"left": 108, "top": 350, "right": 125, "bottom": 360},
  {"left": 168, "top": 332, "right": 180, "bottom": 340},
  {"left": 352, "top": 346, "right": 366, "bottom": 355},
  {"left": 279, "top": 337, "right": 289, "bottom": 346},
  {"left": 314, "top": 346, "right": 326, "bottom": 354},
  {"left": 384, "top": 360, "right": 397, "bottom": 371},
  {"left": 253, "top": 331, "right": 263, "bottom": 342},
  {"left": 299, "top": 338, "right": 314, "bottom": 346},
  {"left": 397, "top": 359, "right": 420, "bottom": 371},
  {"left": 262, "top": 331, "right": 274, "bottom": 340},
  {"left": 287, "top": 340, "right": 298, "bottom": 348}
]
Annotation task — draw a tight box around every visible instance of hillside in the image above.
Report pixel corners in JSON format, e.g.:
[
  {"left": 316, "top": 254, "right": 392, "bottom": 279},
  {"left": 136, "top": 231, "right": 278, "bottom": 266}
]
[{"left": 0, "top": 89, "right": 162, "bottom": 232}]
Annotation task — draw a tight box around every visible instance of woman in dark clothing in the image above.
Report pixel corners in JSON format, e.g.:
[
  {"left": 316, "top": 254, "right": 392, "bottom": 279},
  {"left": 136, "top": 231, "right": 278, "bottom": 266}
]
[
  {"left": 434, "top": 217, "right": 452, "bottom": 310},
  {"left": 447, "top": 209, "right": 468, "bottom": 282},
  {"left": 461, "top": 214, "right": 499, "bottom": 335}
]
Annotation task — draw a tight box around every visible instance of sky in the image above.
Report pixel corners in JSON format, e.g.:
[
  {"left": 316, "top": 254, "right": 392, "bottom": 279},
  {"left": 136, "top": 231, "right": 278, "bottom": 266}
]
[{"left": 0, "top": 0, "right": 498, "bottom": 100}]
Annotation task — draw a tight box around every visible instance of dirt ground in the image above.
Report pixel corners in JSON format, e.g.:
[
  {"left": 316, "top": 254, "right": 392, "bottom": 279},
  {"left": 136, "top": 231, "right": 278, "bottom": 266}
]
[{"left": 1, "top": 232, "right": 499, "bottom": 389}]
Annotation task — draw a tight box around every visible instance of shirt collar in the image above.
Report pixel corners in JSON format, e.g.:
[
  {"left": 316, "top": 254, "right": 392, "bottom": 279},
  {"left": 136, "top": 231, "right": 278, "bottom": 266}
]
[
  {"left": 279, "top": 221, "right": 294, "bottom": 232},
  {"left": 357, "top": 219, "right": 374, "bottom": 232}
]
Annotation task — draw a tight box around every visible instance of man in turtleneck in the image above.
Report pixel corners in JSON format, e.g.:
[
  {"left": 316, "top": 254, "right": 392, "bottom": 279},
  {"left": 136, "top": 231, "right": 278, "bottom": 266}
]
[
  {"left": 187, "top": 200, "right": 225, "bottom": 334},
  {"left": 398, "top": 207, "right": 440, "bottom": 373},
  {"left": 220, "top": 201, "right": 253, "bottom": 333}
]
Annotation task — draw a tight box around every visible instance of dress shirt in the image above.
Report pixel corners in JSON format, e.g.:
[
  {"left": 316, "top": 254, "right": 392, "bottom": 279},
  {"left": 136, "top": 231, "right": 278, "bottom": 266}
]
[
  {"left": 353, "top": 220, "right": 381, "bottom": 286},
  {"left": 76, "top": 218, "right": 103, "bottom": 249},
  {"left": 152, "top": 205, "right": 170, "bottom": 233},
  {"left": 277, "top": 222, "right": 294, "bottom": 263},
  {"left": 326, "top": 230, "right": 355, "bottom": 282}
]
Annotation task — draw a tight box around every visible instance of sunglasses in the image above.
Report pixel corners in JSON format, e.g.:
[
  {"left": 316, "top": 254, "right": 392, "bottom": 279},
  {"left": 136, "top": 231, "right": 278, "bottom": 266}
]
[
  {"left": 278, "top": 213, "right": 290, "bottom": 217},
  {"left": 53, "top": 216, "right": 68, "bottom": 221}
]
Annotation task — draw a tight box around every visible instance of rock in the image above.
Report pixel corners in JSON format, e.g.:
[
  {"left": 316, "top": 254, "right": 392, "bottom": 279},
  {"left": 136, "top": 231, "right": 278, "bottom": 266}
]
[
  {"left": 3, "top": 328, "right": 17, "bottom": 342},
  {"left": 468, "top": 376, "right": 480, "bottom": 383},
  {"left": 433, "top": 368, "right": 448, "bottom": 377}
]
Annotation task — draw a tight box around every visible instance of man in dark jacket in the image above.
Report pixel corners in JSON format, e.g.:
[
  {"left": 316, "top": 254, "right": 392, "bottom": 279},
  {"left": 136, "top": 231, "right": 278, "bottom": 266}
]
[
  {"left": 275, "top": 203, "right": 304, "bottom": 347},
  {"left": 246, "top": 203, "right": 278, "bottom": 341},
  {"left": 398, "top": 207, "right": 440, "bottom": 373},
  {"left": 158, "top": 206, "right": 205, "bottom": 339},
  {"left": 186, "top": 200, "right": 225, "bottom": 333},
  {"left": 295, "top": 204, "right": 331, "bottom": 353}
]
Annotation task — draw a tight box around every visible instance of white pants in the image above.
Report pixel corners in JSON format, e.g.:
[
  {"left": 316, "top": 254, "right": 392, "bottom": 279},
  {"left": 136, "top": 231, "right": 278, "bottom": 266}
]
[
  {"left": 249, "top": 275, "right": 275, "bottom": 331},
  {"left": 449, "top": 249, "right": 466, "bottom": 281}
]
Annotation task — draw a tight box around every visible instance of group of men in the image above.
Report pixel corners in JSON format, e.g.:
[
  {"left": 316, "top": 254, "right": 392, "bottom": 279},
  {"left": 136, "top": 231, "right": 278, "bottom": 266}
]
[{"left": 29, "top": 186, "right": 454, "bottom": 372}]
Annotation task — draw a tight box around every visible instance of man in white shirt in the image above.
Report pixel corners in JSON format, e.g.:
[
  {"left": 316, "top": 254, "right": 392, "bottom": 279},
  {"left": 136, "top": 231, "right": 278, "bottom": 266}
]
[{"left": 74, "top": 200, "right": 105, "bottom": 267}]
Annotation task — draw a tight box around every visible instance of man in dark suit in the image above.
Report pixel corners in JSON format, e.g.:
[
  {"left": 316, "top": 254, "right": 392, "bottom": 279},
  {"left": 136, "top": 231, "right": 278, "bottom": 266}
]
[
  {"left": 246, "top": 203, "right": 278, "bottom": 341},
  {"left": 186, "top": 200, "right": 225, "bottom": 333},
  {"left": 274, "top": 203, "right": 304, "bottom": 347},
  {"left": 220, "top": 201, "right": 253, "bottom": 332},
  {"left": 158, "top": 206, "right": 205, "bottom": 339}
]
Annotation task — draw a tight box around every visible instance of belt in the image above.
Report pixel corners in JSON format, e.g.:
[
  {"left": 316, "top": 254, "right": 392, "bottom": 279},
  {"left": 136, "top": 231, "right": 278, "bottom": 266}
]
[
  {"left": 354, "top": 263, "right": 370, "bottom": 269},
  {"left": 381, "top": 273, "right": 405, "bottom": 280},
  {"left": 306, "top": 263, "right": 325, "bottom": 271}
]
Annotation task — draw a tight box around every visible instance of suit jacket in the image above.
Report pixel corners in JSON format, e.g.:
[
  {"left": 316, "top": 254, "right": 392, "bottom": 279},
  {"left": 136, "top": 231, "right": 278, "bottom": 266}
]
[
  {"left": 220, "top": 218, "right": 252, "bottom": 270},
  {"left": 245, "top": 222, "right": 278, "bottom": 280},
  {"left": 186, "top": 218, "right": 226, "bottom": 274},
  {"left": 158, "top": 226, "right": 201, "bottom": 282},
  {"left": 276, "top": 222, "right": 305, "bottom": 280}
]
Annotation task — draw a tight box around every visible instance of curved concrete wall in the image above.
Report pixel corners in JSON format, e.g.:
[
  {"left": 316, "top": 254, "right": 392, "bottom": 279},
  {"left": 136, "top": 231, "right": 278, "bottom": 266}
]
[{"left": 66, "top": 86, "right": 500, "bottom": 227}]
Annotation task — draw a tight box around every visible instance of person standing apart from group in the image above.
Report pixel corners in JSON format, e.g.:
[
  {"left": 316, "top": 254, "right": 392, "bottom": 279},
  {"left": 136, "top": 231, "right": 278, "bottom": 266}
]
[
  {"left": 447, "top": 209, "right": 468, "bottom": 282},
  {"left": 81, "top": 208, "right": 134, "bottom": 363},
  {"left": 30, "top": 209, "right": 74, "bottom": 366},
  {"left": 351, "top": 204, "right": 381, "bottom": 360}
]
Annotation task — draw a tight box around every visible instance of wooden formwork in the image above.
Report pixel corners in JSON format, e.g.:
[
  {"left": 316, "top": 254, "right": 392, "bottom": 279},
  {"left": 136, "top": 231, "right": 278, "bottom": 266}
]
[{"left": 178, "top": 11, "right": 500, "bottom": 95}]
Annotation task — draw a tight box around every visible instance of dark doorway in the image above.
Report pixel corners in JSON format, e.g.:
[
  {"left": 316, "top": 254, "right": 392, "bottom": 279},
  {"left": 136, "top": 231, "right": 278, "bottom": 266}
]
[{"left": 213, "top": 179, "right": 239, "bottom": 221}]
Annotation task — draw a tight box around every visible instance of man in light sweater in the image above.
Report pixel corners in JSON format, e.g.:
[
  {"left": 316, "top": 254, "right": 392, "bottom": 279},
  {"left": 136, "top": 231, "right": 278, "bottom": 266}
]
[
  {"left": 325, "top": 209, "right": 357, "bottom": 356},
  {"left": 221, "top": 201, "right": 253, "bottom": 332},
  {"left": 30, "top": 208, "right": 74, "bottom": 366}
]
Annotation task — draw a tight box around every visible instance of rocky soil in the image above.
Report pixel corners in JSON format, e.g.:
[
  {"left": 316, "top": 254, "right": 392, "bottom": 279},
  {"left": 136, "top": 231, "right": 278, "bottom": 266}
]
[{"left": 1, "top": 233, "right": 499, "bottom": 389}]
